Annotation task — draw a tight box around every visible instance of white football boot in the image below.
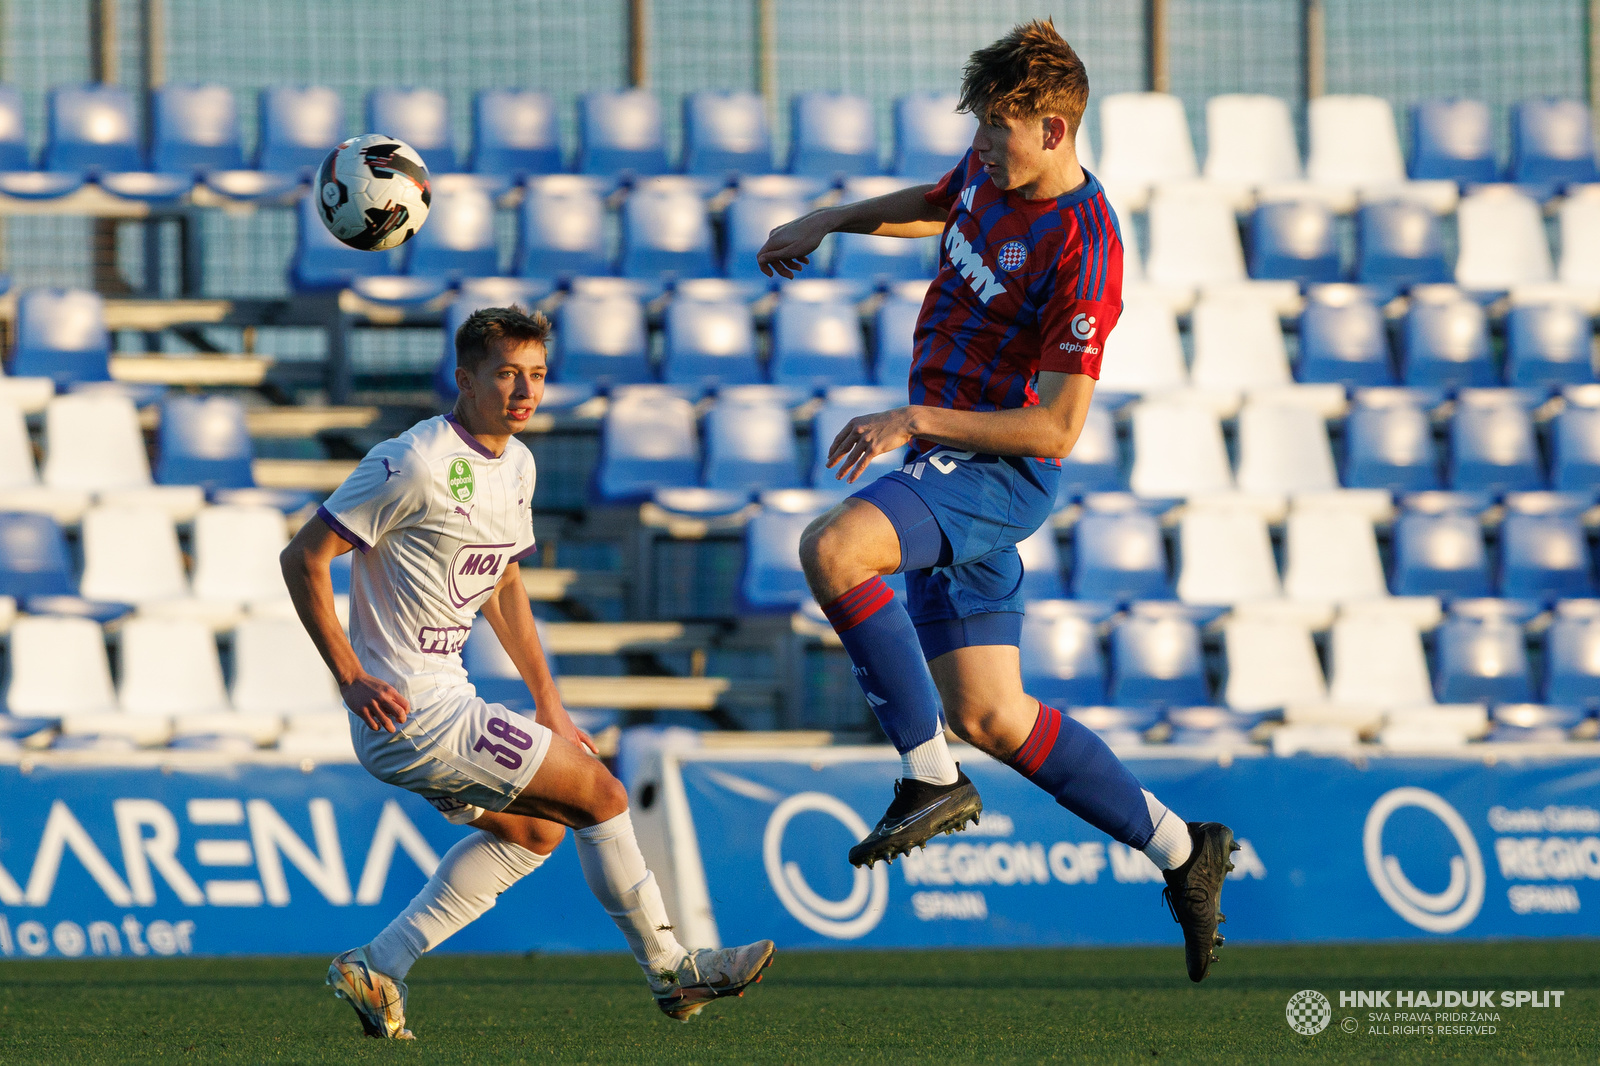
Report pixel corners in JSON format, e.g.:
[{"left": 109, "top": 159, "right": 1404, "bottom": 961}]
[
  {"left": 649, "top": 939, "right": 776, "bottom": 1021},
  {"left": 326, "top": 946, "right": 415, "bottom": 1039}
]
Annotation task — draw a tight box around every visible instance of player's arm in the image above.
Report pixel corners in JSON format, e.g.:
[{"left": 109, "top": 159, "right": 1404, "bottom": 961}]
[
  {"left": 480, "top": 561, "right": 597, "bottom": 755},
  {"left": 757, "top": 184, "right": 945, "bottom": 278},
  {"left": 280, "top": 516, "right": 411, "bottom": 733}
]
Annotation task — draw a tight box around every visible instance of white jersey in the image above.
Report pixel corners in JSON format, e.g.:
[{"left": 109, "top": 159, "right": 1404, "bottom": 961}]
[{"left": 318, "top": 414, "right": 536, "bottom": 711}]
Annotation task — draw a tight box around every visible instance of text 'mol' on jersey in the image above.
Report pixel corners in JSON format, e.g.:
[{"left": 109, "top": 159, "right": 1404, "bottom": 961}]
[
  {"left": 911, "top": 147, "right": 1124, "bottom": 422},
  {"left": 316, "top": 414, "right": 536, "bottom": 709}
]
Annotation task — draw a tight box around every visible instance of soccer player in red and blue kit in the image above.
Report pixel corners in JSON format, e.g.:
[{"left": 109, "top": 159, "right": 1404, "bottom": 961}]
[{"left": 758, "top": 20, "right": 1236, "bottom": 981}]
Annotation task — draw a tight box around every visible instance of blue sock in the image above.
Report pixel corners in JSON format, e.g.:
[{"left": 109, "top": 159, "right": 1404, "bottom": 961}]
[
  {"left": 1008, "top": 702, "right": 1159, "bottom": 848},
  {"left": 823, "top": 576, "right": 944, "bottom": 753}
]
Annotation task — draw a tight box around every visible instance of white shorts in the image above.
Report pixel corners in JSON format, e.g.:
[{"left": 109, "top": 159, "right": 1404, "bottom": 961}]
[{"left": 350, "top": 693, "right": 553, "bottom": 824}]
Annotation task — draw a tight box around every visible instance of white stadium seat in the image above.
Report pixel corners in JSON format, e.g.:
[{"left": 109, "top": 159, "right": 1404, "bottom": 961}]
[
  {"left": 1145, "top": 183, "right": 1246, "bottom": 288},
  {"left": 1175, "top": 503, "right": 1281, "bottom": 605},
  {"left": 1234, "top": 400, "right": 1338, "bottom": 494},
  {"left": 118, "top": 616, "right": 229, "bottom": 715},
  {"left": 6, "top": 614, "right": 116, "bottom": 715},
  {"left": 42, "top": 391, "right": 150, "bottom": 491},
  {"left": 1557, "top": 185, "right": 1600, "bottom": 288},
  {"left": 1327, "top": 614, "right": 1434, "bottom": 708},
  {"left": 1455, "top": 185, "right": 1554, "bottom": 291},
  {"left": 1282, "top": 503, "right": 1387, "bottom": 603},
  {"left": 1129, "top": 398, "right": 1231, "bottom": 497},
  {"left": 1098, "top": 92, "right": 1197, "bottom": 191},
  {"left": 1205, "top": 94, "right": 1300, "bottom": 185},
  {"left": 232, "top": 616, "right": 343, "bottom": 714},
  {"left": 1189, "top": 293, "right": 1292, "bottom": 390},
  {"left": 1096, "top": 286, "right": 1187, "bottom": 394},
  {"left": 78, "top": 504, "right": 189, "bottom": 605},
  {"left": 1306, "top": 94, "right": 1405, "bottom": 188},
  {"left": 1221, "top": 616, "right": 1326, "bottom": 711},
  {"left": 1074, "top": 121, "right": 1095, "bottom": 171},
  {"left": 192, "top": 504, "right": 291, "bottom": 605}
]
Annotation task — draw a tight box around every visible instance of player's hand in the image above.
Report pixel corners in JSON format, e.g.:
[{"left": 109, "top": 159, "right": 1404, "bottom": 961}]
[
  {"left": 756, "top": 212, "right": 832, "bottom": 278},
  {"left": 538, "top": 701, "right": 599, "bottom": 757},
  {"left": 827, "top": 407, "right": 917, "bottom": 482},
  {"left": 341, "top": 673, "right": 410, "bottom": 733}
]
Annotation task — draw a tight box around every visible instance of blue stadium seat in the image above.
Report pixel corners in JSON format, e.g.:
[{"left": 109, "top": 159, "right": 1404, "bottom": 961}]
[
  {"left": 1355, "top": 202, "right": 1450, "bottom": 287},
  {"left": 1390, "top": 510, "right": 1491, "bottom": 597},
  {"left": 151, "top": 84, "right": 243, "bottom": 174},
  {"left": 620, "top": 178, "right": 716, "bottom": 280},
  {"left": 155, "top": 395, "right": 253, "bottom": 491},
  {"left": 1435, "top": 615, "right": 1535, "bottom": 703},
  {"left": 1408, "top": 99, "right": 1496, "bottom": 183},
  {"left": 0, "top": 86, "right": 28, "bottom": 171},
  {"left": 810, "top": 387, "right": 902, "bottom": 494},
  {"left": 471, "top": 90, "right": 561, "bottom": 179},
  {"left": 44, "top": 84, "right": 141, "bottom": 173},
  {"left": 740, "top": 495, "right": 828, "bottom": 611},
  {"left": 1507, "top": 303, "right": 1595, "bottom": 388},
  {"left": 288, "top": 193, "right": 385, "bottom": 292},
  {"left": 1501, "top": 511, "right": 1595, "bottom": 599},
  {"left": 683, "top": 92, "right": 773, "bottom": 179},
  {"left": 1553, "top": 402, "right": 1600, "bottom": 491},
  {"left": 771, "top": 292, "right": 868, "bottom": 391},
  {"left": 1059, "top": 403, "right": 1124, "bottom": 496},
  {"left": 1248, "top": 201, "right": 1340, "bottom": 284},
  {"left": 832, "top": 177, "right": 934, "bottom": 283},
  {"left": 1511, "top": 99, "right": 1600, "bottom": 185},
  {"left": 1546, "top": 614, "right": 1600, "bottom": 706},
  {"left": 404, "top": 177, "right": 499, "bottom": 279},
  {"left": 1020, "top": 601, "right": 1109, "bottom": 707},
  {"left": 1451, "top": 391, "right": 1545, "bottom": 493},
  {"left": 367, "top": 87, "right": 458, "bottom": 173},
  {"left": 555, "top": 287, "right": 651, "bottom": 387},
  {"left": 789, "top": 92, "right": 879, "bottom": 180},
  {"left": 595, "top": 386, "right": 698, "bottom": 502},
  {"left": 1486, "top": 703, "right": 1587, "bottom": 742},
  {"left": 662, "top": 295, "right": 760, "bottom": 393},
  {"left": 1401, "top": 296, "right": 1494, "bottom": 388},
  {"left": 892, "top": 93, "right": 976, "bottom": 180},
  {"left": 1071, "top": 506, "right": 1171, "bottom": 602},
  {"left": 578, "top": 91, "right": 669, "bottom": 178},
  {"left": 11, "top": 288, "right": 111, "bottom": 386},
  {"left": 873, "top": 281, "right": 924, "bottom": 389},
  {"left": 1110, "top": 613, "right": 1208, "bottom": 707},
  {"left": 516, "top": 175, "right": 610, "bottom": 281},
  {"left": 257, "top": 86, "right": 343, "bottom": 173},
  {"left": 1297, "top": 287, "right": 1394, "bottom": 386},
  {"left": 1342, "top": 390, "right": 1443, "bottom": 491},
  {"left": 703, "top": 392, "right": 801, "bottom": 493},
  {"left": 723, "top": 191, "right": 807, "bottom": 282},
  {"left": 0, "top": 512, "right": 74, "bottom": 599},
  {"left": 1017, "top": 526, "right": 1067, "bottom": 601}
]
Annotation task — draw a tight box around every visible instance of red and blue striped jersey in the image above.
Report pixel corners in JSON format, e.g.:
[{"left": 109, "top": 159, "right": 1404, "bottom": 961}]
[{"left": 908, "top": 148, "right": 1124, "bottom": 451}]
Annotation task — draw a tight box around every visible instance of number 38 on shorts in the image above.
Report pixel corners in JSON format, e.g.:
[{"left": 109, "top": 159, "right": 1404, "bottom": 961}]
[{"left": 473, "top": 716, "right": 535, "bottom": 769}]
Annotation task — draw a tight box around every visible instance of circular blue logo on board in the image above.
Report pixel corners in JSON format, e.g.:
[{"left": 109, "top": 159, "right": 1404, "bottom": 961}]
[{"left": 997, "top": 240, "right": 1028, "bottom": 271}]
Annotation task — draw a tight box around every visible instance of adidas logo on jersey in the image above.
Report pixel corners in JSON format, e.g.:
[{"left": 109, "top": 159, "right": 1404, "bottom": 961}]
[{"left": 945, "top": 225, "right": 1007, "bottom": 305}]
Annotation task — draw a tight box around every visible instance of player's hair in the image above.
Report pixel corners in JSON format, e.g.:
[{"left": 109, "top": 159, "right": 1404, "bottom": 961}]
[
  {"left": 454, "top": 304, "right": 552, "bottom": 372},
  {"left": 958, "top": 18, "right": 1089, "bottom": 136}
]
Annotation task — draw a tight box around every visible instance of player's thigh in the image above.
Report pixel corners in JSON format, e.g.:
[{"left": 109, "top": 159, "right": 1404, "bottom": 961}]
[
  {"left": 798, "top": 497, "right": 902, "bottom": 594},
  {"left": 499, "top": 731, "right": 628, "bottom": 828},
  {"left": 928, "top": 643, "right": 1038, "bottom": 758},
  {"left": 469, "top": 809, "right": 567, "bottom": 856}
]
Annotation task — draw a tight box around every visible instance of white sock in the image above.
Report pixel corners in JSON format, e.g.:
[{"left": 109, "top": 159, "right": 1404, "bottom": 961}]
[
  {"left": 574, "top": 811, "right": 686, "bottom": 975},
  {"left": 1140, "top": 790, "right": 1194, "bottom": 871},
  {"left": 366, "top": 829, "right": 547, "bottom": 979},
  {"left": 902, "top": 731, "right": 959, "bottom": 785}
]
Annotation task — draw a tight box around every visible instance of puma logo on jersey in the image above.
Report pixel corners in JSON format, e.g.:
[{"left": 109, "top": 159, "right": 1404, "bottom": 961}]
[
  {"left": 944, "top": 225, "right": 1007, "bottom": 304},
  {"left": 453, "top": 505, "right": 474, "bottom": 524},
  {"left": 380, "top": 458, "right": 399, "bottom": 481}
]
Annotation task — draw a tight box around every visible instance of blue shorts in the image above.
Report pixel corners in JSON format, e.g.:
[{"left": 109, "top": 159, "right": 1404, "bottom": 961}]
[{"left": 852, "top": 449, "right": 1061, "bottom": 662}]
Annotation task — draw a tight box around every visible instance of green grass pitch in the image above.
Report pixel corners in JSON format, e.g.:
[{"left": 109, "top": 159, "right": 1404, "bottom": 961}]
[{"left": 0, "top": 941, "right": 1595, "bottom": 1064}]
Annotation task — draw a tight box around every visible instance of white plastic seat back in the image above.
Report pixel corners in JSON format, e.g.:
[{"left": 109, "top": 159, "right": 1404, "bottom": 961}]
[
  {"left": 1235, "top": 402, "right": 1337, "bottom": 493},
  {"left": 232, "top": 617, "right": 342, "bottom": 714},
  {"left": 1306, "top": 95, "right": 1405, "bottom": 186},
  {"left": 1222, "top": 617, "right": 1326, "bottom": 711},
  {"left": 1101, "top": 184, "right": 1143, "bottom": 283},
  {"left": 1146, "top": 184, "right": 1246, "bottom": 287},
  {"left": 78, "top": 504, "right": 188, "bottom": 604},
  {"left": 1205, "top": 94, "right": 1300, "bottom": 184},
  {"left": 1190, "top": 294, "right": 1291, "bottom": 390},
  {"left": 0, "top": 402, "right": 36, "bottom": 489},
  {"left": 43, "top": 392, "right": 151, "bottom": 491},
  {"left": 1096, "top": 286, "right": 1187, "bottom": 394},
  {"left": 119, "top": 616, "right": 228, "bottom": 715},
  {"left": 1456, "top": 187, "right": 1553, "bottom": 290},
  {"left": 1283, "top": 506, "right": 1386, "bottom": 602},
  {"left": 1176, "top": 505, "right": 1281, "bottom": 604},
  {"left": 1099, "top": 93, "right": 1197, "bottom": 187},
  {"left": 192, "top": 504, "right": 289, "bottom": 603},
  {"left": 1075, "top": 122, "right": 1095, "bottom": 172},
  {"left": 1328, "top": 615, "right": 1434, "bottom": 707},
  {"left": 1557, "top": 190, "right": 1600, "bottom": 286},
  {"left": 1130, "top": 400, "right": 1231, "bottom": 497},
  {"left": 7, "top": 615, "right": 115, "bottom": 714}
]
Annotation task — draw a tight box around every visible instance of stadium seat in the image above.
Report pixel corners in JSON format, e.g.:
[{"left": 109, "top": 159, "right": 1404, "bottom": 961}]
[
  {"left": 1306, "top": 94, "right": 1406, "bottom": 189},
  {"left": 724, "top": 190, "right": 807, "bottom": 282},
  {"left": 43, "top": 392, "right": 152, "bottom": 492},
  {"left": 516, "top": 175, "right": 610, "bottom": 280},
  {"left": 367, "top": 87, "right": 458, "bottom": 172},
  {"left": 1355, "top": 201, "right": 1450, "bottom": 287},
  {"left": 463, "top": 616, "right": 540, "bottom": 709},
  {"left": 1128, "top": 398, "right": 1230, "bottom": 498},
  {"left": 1408, "top": 99, "right": 1496, "bottom": 183},
  {"left": 471, "top": 89, "right": 561, "bottom": 178},
  {"left": 1175, "top": 504, "right": 1281, "bottom": 605},
  {"left": 620, "top": 177, "right": 716, "bottom": 280},
  {"left": 1020, "top": 600, "right": 1109, "bottom": 706},
  {"left": 118, "top": 616, "right": 228, "bottom": 715},
  {"left": 554, "top": 287, "right": 650, "bottom": 387},
  {"left": 0, "top": 402, "right": 38, "bottom": 490},
  {"left": 1510, "top": 98, "right": 1600, "bottom": 185},
  {"left": 1545, "top": 613, "right": 1600, "bottom": 705},
  {"left": 1222, "top": 616, "right": 1326, "bottom": 711},
  {"left": 789, "top": 92, "right": 879, "bottom": 179},
  {"left": 1390, "top": 509, "right": 1492, "bottom": 597},
  {"left": 289, "top": 193, "right": 386, "bottom": 291},
  {"left": 231, "top": 617, "right": 342, "bottom": 713},
  {"left": 1145, "top": 184, "right": 1246, "bottom": 287},
  {"left": 1296, "top": 286, "right": 1394, "bottom": 387},
  {"left": 257, "top": 86, "right": 343, "bottom": 173},
  {"left": 155, "top": 395, "right": 253, "bottom": 491},
  {"left": 1486, "top": 702, "right": 1587, "bottom": 742},
  {"left": 702, "top": 391, "right": 801, "bottom": 494},
  {"left": 1235, "top": 399, "right": 1338, "bottom": 494},
  {"left": 810, "top": 387, "right": 902, "bottom": 495},
  {"left": 1070, "top": 504, "right": 1170, "bottom": 602},
  {"left": 1435, "top": 614, "right": 1535, "bottom": 703},
  {"left": 1500, "top": 510, "right": 1595, "bottom": 599},
  {"left": 662, "top": 294, "right": 760, "bottom": 393},
  {"left": 1098, "top": 92, "right": 1197, "bottom": 189},
  {"left": 1096, "top": 287, "right": 1187, "bottom": 394},
  {"left": 10, "top": 287, "right": 110, "bottom": 386},
  {"left": 43, "top": 84, "right": 141, "bottom": 173},
  {"left": 596, "top": 387, "right": 698, "bottom": 502},
  {"left": 1248, "top": 201, "right": 1340, "bottom": 285},
  {"left": 1189, "top": 292, "right": 1292, "bottom": 391},
  {"left": 740, "top": 497, "right": 827, "bottom": 611},
  {"left": 1450, "top": 390, "right": 1545, "bottom": 493},
  {"left": 151, "top": 84, "right": 243, "bottom": 174},
  {"left": 405, "top": 175, "right": 499, "bottom": 278},
  {"left": 1282, "top": 503, "right": 1387, "bottom": 603},
  {"left": 1058, "top": 402, "right": 1123, "bottom": 496},
  {"left": 1455, "top": 186, "right": 1554, "bottom": 292},
  {"left": 683, "top": 91, "right": 773, "bottom": 179},
  {"left": 872, "top": 280, "right": 925, "bottom": 390},
  {"left": 892, "top": 93, "right": 976, "bottom": 180},
  {"left": 192, "top": 504, "right": 289, "bottom": 606},
  {"left": 832, "top": 177, "right": 933, "bottom": 282},
  {"left": 1343, "top": 389, "right": 1442, "bottom": 491},
  {"left": 1204, "top": 94, "right": 1300, "bottom": 185},
  {"left": 770, "top": 291, "right": 868, "bottom": 391},
  {"left": 578, "top": 90, "right": 669, "bottom": 178},
  {"left": 0, "top": 86, "right": 28, "bottom": 171},
  {"left": 1109, "top": 612, "right": 1207, "bottom": 707},
  {"left": 1507, "top": 302, "right": 1595, "bottom": 387},
  {"left": 78, "top": 504, "right": 187, "bottom": 605},
  {"left": 1553, "top": 402, "right": 1600, "bottom": 490},
  {"left": 1327, "top": 612, "right": 1434, "bottom": 707},
  {"left": 6, "top": 615, "right": 116, "bottom": 715},
  {"left": 1557, "top": 187, "right": 1600, "bottom": 286},
  {"left": 1401, "top": 292, "right": 1494, "bottom": 388},
  {"left": 0, "top": 512, "right": 74, "bottom": 598}
]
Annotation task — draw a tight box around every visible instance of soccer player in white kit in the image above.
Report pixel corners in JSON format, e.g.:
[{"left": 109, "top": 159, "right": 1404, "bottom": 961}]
[{"left": 280, "top": 306, "right": 774, "bottom": 1038}]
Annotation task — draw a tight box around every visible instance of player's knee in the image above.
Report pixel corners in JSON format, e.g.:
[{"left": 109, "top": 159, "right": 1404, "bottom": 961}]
[
  {"left": 946, "top": 698, "right": 1008, "bottom": 750},
  {"left": 797, "top": 514, "right": 839, "bottom": 574},
  {"left": 508, "top": 818, "right": 567, "bottom": 856},
  {"left": 585, "top": 770, "right": 629, "bottom": 824}
]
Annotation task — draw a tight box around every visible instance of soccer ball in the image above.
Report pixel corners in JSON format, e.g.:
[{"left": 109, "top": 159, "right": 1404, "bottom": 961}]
[{"left": 316, "top": 133, "right": 432, "bottom": 250}]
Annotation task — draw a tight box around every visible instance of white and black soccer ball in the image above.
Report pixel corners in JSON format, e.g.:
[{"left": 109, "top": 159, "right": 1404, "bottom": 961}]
[{"left": 316, "top": 133, "right": 432, "bottom": 250}]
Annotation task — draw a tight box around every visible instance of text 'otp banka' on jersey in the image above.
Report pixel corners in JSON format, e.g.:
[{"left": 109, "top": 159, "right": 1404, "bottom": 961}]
[
  {"left": 909, "top": 147, "right": 1125, "bottom": 454},
  {"left": 316, "top": 414, "right": 537, "bottom": 710}
]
